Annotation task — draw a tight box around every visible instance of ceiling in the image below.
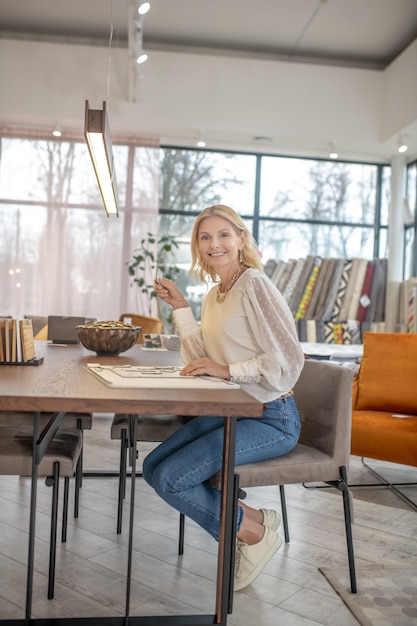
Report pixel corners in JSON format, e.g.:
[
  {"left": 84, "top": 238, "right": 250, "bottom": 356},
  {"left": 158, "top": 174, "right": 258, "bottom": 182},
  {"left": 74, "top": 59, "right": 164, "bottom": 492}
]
[
  {"left": 1, "top": 0, "right": 417, "bottom": 70},
  {"left": 0, "top": 0, "right": 416, "bottom": 160}
]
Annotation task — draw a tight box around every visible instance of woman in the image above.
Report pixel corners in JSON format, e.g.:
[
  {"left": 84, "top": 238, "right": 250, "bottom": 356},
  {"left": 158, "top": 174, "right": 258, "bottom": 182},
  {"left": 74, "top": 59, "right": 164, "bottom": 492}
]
[{"left": 143, "top": 204, "right": 304, "bottom": 591}]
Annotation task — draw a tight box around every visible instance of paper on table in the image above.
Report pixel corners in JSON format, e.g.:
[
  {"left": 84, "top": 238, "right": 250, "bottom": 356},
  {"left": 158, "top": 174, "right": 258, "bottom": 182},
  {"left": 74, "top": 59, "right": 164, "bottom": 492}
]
[{"left": 86, "top": 364, "right": 240, "bottom": 389}]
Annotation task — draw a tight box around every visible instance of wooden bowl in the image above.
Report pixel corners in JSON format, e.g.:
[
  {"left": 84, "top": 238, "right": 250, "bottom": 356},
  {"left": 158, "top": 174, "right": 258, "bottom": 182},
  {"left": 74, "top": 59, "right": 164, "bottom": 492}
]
[{"left": 76, "top": 321, "right": 142, "bottom": 356}]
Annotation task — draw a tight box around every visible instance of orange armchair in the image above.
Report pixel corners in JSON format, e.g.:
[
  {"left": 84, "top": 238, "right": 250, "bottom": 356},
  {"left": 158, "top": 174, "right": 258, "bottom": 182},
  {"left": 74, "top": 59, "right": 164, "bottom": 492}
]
[
  {"left": 119, "top": 313, "right": 163, "bottom": 344},
  {"left": 351, "top": 332, "right": 417, "bottom": 508}
]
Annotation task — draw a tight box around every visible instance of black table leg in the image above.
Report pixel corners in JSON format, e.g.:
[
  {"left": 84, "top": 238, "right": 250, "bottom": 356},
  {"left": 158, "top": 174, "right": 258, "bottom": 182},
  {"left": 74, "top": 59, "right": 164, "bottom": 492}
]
[
  {"left": 125, "top": 414, "right": 138, "bottom": 622},
  {"left": 215, "top": 416, "right": 237, "bottom": 625},
  {"left": 26, "top": 411, "right": 40, "bottom": 622}
]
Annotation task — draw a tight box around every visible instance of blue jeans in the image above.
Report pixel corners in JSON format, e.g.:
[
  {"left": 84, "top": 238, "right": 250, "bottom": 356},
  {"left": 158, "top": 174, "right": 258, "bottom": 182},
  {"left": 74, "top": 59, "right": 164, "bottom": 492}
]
[{"left": 142, "top": 395, "right": 301, "bottom": 541}]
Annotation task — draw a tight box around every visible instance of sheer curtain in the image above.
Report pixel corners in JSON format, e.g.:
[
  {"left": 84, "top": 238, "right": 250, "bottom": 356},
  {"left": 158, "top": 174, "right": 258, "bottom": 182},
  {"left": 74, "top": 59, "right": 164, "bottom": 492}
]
[{"left": 0, "top": 131, "right": 160, "bottom": 322}]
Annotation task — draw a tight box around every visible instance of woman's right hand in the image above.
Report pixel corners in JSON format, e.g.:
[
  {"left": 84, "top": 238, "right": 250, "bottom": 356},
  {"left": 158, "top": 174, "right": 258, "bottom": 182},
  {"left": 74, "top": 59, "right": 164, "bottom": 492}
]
[{"left": 154, "top": 277, "right": 189, "bottom": 310}]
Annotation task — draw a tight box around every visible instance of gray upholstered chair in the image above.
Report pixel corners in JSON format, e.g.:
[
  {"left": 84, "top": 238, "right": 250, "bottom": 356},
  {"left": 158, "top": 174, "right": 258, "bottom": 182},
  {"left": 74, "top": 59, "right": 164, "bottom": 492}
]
[
  {"left": 111, "top": 413, "right": 186, "bottom": 538},
  {"left": 0, "top": 426, "right": 83, "bottom": 599},
  {"left": 228, "top": 358, "right": 357, "bottom": 593},
  {"left": 0, "top": 411, "right": 92, "bottom": 512}
]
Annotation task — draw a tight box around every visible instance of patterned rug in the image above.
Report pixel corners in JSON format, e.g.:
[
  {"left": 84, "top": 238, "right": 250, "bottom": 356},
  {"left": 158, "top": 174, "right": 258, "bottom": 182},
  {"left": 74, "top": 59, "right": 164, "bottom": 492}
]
[{"left": 320, "top": 565, "right": 417, "bottom": 625}]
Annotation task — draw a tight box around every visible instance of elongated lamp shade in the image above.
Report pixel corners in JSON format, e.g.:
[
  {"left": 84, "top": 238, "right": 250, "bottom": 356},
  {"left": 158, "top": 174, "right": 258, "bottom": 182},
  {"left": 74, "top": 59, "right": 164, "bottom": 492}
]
[{"left": 84, "top": 100, "right": 119, "bottom": 217}]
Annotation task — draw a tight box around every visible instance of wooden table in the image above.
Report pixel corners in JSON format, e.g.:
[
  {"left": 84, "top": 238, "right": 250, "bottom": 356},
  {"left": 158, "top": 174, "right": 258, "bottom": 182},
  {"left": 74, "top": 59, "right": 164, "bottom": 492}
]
[{"left": 0, "top": 342, "right": 263, "bottom": 626}]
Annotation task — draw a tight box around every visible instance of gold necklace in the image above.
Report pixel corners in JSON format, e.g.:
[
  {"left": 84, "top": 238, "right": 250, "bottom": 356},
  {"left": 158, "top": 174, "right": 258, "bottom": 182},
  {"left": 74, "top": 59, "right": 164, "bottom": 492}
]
[{"left": 216, "top": 263, "right": 245, "bottom": 303}]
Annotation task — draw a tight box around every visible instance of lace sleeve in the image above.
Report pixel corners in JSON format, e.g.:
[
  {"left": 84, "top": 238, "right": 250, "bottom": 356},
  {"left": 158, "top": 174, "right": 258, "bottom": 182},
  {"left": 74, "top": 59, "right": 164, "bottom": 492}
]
[
  {"left": 229, "top": 276, "right": 304, "bottom": 391},
  {"left": 172, "top": 307, "right": 207, "bottom": 362}
]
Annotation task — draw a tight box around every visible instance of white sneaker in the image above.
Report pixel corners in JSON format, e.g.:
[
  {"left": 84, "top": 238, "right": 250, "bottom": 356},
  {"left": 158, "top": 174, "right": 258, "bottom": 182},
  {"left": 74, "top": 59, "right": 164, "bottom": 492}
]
[
  {"left": 234, "top": 527, "right": 282, "bottom": 591},
  {"left": 261, "top": 508, "right": 281, "bottom": 532}
]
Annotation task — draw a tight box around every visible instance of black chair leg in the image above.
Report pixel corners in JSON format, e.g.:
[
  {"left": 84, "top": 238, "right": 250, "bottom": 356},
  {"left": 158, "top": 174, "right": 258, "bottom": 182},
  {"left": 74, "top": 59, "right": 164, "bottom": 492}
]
[
  {"left": 178, "top": 513, "right": 185, "bottom": 555},
  {"left": 339, "top": 466, "right": 357, "bottom": 593},
  {"left": 74, "top": 454, "right": 82, "bottom": 518},
  {"left": 117, "top": 429, "right": 128, "bottom": 534},
  {"left": 45, "top": 462, "right": 60, "bottom": 600},
  {"left": 121, "top": 430, "right": 128, "bottom": 500},
  {"left": 76, "top": 417, "right": 84, "bottom": 489},
  {"left": 62, "top": 476, "right": 70, "bottom": 543},
  {"left": 326, "top": 467, "right": 357, "bottom": 594},
  {"left": 279, "top": 485, "right": 290, "bottom": 543}
]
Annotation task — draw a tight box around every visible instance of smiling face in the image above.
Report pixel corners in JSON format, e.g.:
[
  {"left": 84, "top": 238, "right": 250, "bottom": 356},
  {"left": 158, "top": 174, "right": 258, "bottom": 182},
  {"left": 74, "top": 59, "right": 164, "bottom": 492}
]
[{"left": 197, "top": 215, "right": 245, "bottom": 278}]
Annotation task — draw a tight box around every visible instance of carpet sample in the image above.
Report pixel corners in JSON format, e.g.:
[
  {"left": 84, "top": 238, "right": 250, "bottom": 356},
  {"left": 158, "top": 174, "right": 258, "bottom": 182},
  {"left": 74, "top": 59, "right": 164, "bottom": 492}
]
[{"left": 320, "top": 564, "right": 417, "bottom": 626}]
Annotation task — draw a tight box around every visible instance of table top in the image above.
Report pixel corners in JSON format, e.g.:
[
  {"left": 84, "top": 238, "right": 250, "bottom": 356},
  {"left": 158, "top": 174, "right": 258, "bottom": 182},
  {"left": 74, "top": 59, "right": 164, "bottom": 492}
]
[{"left": 0, "top": 341, "right": 262, "bottom": 418}]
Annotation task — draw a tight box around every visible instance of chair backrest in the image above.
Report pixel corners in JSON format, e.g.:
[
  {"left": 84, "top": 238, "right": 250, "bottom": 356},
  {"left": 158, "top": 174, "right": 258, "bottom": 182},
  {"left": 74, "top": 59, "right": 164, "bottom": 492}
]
[
  {"left": 0, "top": 427, "right": 82, "bottom": 476},
  {"left": 294, "top": 358, "right": 354, "bottom": 467},
  {"left": 119, "top": 313, "right": 163, "bottom": 343},
  {"left": 354, "top": 331, "right": 417, "bottom": 414},
  {"left": 111, "top": 413, "right": 185, "bottom": 442}
]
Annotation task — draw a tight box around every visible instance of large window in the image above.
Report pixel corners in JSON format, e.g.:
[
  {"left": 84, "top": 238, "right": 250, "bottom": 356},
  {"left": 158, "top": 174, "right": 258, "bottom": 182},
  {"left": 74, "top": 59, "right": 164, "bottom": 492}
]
[
  {"left": 0, "top": 135, "right": 160, "bottom": 321},
  {"left": 258, "top": 157, "right": 381, "bottom": 260},
  {"left": 404, "top": 160, "right": 417, "bottom": 278},
  {"left": 0, "top": 134, "right": 392, "bottom": 324},
  {"left": 159, "top": 147, "right": 387, "bottom": 263},
  {"left": 156, "top": 147, "right": 389, "bottom": 321}
]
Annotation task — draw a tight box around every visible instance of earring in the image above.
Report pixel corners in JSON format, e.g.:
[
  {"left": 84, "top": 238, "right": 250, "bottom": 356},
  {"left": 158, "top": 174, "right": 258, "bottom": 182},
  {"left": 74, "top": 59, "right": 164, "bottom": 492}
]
[{"left": 239, "top": 249, "right": 243, "bottom": 263}]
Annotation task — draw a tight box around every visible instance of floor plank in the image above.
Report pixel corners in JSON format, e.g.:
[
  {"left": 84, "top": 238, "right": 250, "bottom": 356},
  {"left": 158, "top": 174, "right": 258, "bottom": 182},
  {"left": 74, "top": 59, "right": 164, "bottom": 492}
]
[{"left": 0, "top": 413, "right": 416, "bottom": 624}]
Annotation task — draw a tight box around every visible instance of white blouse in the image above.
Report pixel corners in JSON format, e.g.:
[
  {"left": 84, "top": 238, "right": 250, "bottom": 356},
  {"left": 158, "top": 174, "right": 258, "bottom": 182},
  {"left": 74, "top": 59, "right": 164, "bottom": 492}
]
[{"left": 172, "top": 268, "right": 305, "bottom": 403}]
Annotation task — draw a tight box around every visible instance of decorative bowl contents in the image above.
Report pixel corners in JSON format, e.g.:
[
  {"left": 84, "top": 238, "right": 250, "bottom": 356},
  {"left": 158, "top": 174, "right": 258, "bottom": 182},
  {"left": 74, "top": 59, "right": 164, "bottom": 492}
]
[{"left": 76, "top": 321, "right": 142, "bottom": 356}]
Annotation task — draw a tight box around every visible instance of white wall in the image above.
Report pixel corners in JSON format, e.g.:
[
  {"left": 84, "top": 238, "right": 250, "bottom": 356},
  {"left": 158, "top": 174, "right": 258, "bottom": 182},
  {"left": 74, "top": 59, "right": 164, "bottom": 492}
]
[
  {"left": 382, "top": 38, "right": 417, "bottom": 141},
  {"left": 1, "top": 36, "right": 416, "bottom": 161}
]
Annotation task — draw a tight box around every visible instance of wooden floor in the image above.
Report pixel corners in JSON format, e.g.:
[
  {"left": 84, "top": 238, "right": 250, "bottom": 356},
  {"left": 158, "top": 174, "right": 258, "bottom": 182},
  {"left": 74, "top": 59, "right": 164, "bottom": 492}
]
[{"left": 1, "top": 413, "right": 416, "bottom": 625}]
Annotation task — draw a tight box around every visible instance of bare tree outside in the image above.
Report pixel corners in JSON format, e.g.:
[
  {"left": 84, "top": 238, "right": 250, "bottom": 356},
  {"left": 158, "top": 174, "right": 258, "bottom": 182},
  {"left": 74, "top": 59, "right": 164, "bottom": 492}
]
[
  {"left": 259, "top": 160, "right": 378, "bottom": 261},
  {"left": 159, "top": 148, "right": 248, "bottom": 231}
]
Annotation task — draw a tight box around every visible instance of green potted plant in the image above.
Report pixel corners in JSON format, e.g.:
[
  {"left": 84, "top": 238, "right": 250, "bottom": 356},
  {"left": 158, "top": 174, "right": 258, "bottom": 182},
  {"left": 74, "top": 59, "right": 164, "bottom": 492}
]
[{"left": 127, "top": 233, "right": 180, "bottom": 332}]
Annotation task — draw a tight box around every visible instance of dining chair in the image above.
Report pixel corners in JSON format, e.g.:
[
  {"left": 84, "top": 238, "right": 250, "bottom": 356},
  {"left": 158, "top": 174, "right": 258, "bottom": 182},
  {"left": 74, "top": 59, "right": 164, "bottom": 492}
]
[
  {"left": 208, "top": 358, "right": 357, "bottom": 595},
  {"left": 110, "top": 413, "right": 186, "bottom": 541},
  {"left": 119, "top": 313, "right": 163, "bottom": 343},
  {"left": 0, "top": 411, "right": 92, "bottom": 512},
  {"left": 0, "top": 425, "right": 83, "bottom": 599}
]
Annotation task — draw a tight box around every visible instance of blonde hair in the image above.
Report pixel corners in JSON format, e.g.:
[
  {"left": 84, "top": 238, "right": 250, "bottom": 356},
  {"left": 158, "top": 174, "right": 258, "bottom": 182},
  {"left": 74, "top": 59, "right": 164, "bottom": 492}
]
[{"left": 189, "top": 204, "right": 263, "bottom": 283}]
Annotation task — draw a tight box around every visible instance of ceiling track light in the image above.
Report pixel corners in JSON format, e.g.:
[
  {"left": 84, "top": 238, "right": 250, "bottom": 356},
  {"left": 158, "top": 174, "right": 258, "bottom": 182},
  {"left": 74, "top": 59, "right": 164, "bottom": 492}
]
[
  {"left": 128, "top": 1, "right": 150, "bottom": 99},
  {"left": 131, "top": 1, "right": 149, "bottom": 66},
  {"left": 138, "top": 2, "right": 150, "bottom": 15},
  {"left": 196, "top": 130, "right": 206, "bottom": 148},
  {"left": 136, "top": 51, "right": 148, "bottom": 65},
  {"left": 398, "top": 133, "right": 408, "bottom": 153},
  {"left": 132, "top": 22, "right": 147, "bottom": 65},
  {"left": 329, "top": 141, "right": 338, "bottom": 159},
  {"left": 52, "top": 121, "right": 62, "bottom": 137}
]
